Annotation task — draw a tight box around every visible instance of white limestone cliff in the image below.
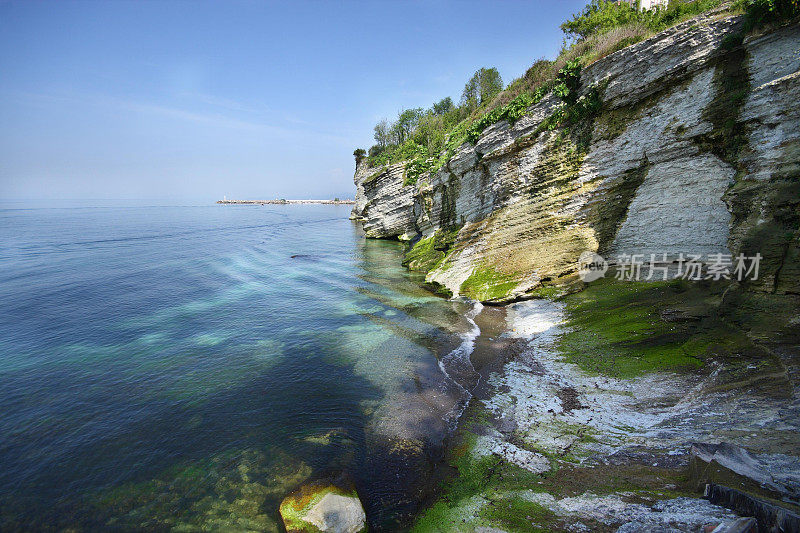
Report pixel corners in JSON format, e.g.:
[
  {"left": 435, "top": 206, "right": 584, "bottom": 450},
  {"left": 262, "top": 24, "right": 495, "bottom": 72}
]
[{"left": 354, "top": 13, "right": 799, "bottom": 302}]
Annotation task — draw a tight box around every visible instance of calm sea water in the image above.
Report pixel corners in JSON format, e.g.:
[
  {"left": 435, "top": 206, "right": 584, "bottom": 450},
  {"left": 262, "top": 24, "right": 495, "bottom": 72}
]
[{"left": 0, "top": 202, "right": 476, "bottom": 531}]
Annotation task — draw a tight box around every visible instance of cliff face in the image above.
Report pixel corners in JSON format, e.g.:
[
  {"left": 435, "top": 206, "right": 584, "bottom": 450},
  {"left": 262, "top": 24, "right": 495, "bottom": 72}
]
[
  {"left": 351, "top": 161, "right": 418, "bottom": 239},
  {"left": 352, "top": 12, "right": 799, "bottom": 304}
]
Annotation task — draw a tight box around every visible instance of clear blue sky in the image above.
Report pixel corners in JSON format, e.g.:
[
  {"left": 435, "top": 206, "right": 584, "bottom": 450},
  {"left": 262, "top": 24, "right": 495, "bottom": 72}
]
[{"left": 0, "top": 0, "right": 586, "bottom": 202}]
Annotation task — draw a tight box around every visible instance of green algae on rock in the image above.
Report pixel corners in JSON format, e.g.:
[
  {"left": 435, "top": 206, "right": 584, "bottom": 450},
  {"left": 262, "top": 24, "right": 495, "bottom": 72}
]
[
  {"left": 459, "top": 264, "right": 521, "bottom": 303},
  {"left": 558, "top": 278, "right": 708, "bottom": 377},
  {"left": 279, "top": 477, "right": 366, "bottom": 533}
]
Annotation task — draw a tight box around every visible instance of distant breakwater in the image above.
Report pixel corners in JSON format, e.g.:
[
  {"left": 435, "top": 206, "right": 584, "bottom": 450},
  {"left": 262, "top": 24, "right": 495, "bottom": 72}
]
[{"left": 217, "top": 199, "right": 355, "bottom": 205}]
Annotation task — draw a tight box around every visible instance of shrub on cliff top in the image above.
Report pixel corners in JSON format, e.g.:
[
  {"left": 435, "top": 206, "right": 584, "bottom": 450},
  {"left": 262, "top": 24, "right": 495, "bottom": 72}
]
[
  {"left": 561, "top": 0, "right": 723, "bottom": 43},
  {"left": 736, "top": 0, "right": 800, "bottom": 30},
  {"left": 465, "top": 86, "right": 551, "bottom": 143},
  {"left": 485, "top": 59, "right": 556, "bottom": 110},
  {"left": 561, "top": 0, "right": 642, "bottom": 40},
  {"left": 370, "top": 139, "right": 426, "bottom": 169}
]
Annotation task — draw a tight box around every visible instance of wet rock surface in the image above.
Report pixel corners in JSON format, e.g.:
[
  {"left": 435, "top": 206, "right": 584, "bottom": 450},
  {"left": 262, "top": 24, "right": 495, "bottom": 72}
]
[{"left": 409, "top": 279, "right": 800, "bottom": 531}]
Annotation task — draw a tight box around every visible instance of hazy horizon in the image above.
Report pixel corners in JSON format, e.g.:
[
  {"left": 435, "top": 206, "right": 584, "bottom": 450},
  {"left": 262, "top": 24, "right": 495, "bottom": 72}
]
[{"left": 1, "top": 0, "right": 585, "bottom": 202}]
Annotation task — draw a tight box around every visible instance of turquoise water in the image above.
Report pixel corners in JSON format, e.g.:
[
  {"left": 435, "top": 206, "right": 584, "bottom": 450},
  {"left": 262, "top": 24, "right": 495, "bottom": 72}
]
[{"left": 0, "top": 203, "right": 475, "bottom": 531}]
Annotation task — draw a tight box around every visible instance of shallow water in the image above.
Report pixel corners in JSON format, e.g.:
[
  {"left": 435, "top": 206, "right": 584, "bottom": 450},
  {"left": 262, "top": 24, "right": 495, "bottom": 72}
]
[{"left": 0, "top": 202, "right": 476, "bottom": 531}]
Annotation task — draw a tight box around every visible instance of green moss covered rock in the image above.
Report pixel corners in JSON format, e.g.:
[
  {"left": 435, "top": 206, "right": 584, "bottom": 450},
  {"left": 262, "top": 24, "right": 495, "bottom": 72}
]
[{"left": 279, "top": 478, "right": 366, "bottom": 533}]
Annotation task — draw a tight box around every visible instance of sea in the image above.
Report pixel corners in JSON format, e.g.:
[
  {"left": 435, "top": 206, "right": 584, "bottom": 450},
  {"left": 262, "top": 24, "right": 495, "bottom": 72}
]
[{"left": 0, "top": 201, "right": 485, "bottom": 531}]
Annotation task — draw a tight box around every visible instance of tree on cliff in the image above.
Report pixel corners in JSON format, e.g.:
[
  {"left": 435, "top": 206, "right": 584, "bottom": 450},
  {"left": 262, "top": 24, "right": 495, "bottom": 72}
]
[
  {"left": 392, "top": 108, "right": 424, "bottom": 144},
  {"left": 374, "top": 119, "right": 393, "bottom": 147},
  {"left": 432, "top": 97, "right": 454, "bottom": 115},
  {"left": 353, "top": 148, "right": 366, "bottom": 166},
  {"left": 461, "top": 68, "right": 503, "bottom": 111}
]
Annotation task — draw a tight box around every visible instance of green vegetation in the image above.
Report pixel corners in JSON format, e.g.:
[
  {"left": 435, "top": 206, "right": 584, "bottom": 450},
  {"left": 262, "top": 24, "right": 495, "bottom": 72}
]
[
  {"left": 280, "top": 483, "right": 362, "bottom": 533},
  {"left": 460, "top": 265, "right": 520, "bottom": 302},
  {"left": 431, "top": 226, "right": 460, "bottom": 254},
  {"left": 404, "top": 156, "right": 435, "bottom": 186},
  {"left": 527, "top": 283, "right": 572, "bottom": 300},
  {"left": 403, "top": 236, "right": 444, "bottom": 273},
  {"left": 403, "top": 227, "right": 461, "bottom": 274},
  {"left": 409, "top": 398, "right": 694, "bottom": 531},
  {"left": 364, "top": 71, "right": 498, "bottom": 171},
  {"left": 465, "top": 85, "right": 551, "bottom": 143},
  {"left": 478, "top": 497, "right": 556, "bottom": 533},
  {"left": 561, "top": 0, "right": 648, "bottom": 39},
  {"left": 533, "top": 461, "right": 694, "bottom": 502},
  {"left": 555, "top": 277, "right": 765, "bottom": 377},
  {"left": 363, "top": 168, "right": 386, "bottom": 185},
  {"left": 362, "top": 68, "right": 503, "bottom": 185},
  {"left": 717, "top": 0, "right": 799, "bottom": 70},
  {"left": 561, "top": 0, "right": 723, "bottom": 41},
  {"left": 530, "top": 61, "right": 604, "bottom": 150},
  {"left": 559, "top": 278, "right": 701, "bottom": 377},
  {"left": 735, "top": 0, "right": 800, "bottom": 32},
  {"left": 353, "top": 148, "right": 366, "bottom": 166},
  {"left": 409, "top": 428, "right": 551, "bottom": 533},
  {"left": 88, "top": 447, "right": 310, "bottom": 531},
  {"left": 461, "top": 67, "right": 504, "bottom": 111},
  {"left": 696, "top": 43, "right": 750, "bottom": 170}
]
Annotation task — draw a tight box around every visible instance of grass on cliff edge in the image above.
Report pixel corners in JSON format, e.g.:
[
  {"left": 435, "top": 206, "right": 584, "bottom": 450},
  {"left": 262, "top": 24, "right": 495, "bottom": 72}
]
[{"left": 557, "top": 277, "right": 757, "bottom": 378}]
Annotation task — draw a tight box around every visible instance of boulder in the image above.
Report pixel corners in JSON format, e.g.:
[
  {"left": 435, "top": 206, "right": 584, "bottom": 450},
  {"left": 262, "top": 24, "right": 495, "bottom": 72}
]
[{"left": 279, "top": 477, "right": 366, "bottom": 533}]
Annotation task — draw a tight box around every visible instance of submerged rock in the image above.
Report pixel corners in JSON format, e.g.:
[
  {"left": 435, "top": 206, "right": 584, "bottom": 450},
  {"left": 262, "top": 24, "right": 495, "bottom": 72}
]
[
  {"left": 279, "top": 477, "right": 366, "bottom": 533},
  {"left": 88, "top": 446, "right": 312, "bottom": 532}
]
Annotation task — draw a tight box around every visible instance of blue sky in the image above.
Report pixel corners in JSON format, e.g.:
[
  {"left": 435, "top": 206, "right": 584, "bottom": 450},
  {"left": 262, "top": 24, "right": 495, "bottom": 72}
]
[{"left": 0, "top": 0, "right": 586, "bottom": 202}]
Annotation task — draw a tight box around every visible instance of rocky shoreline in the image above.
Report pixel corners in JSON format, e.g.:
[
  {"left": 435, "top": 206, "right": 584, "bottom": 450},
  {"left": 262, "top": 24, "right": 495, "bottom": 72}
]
[
  {"left": 350, "top": 11, "right": 799, "bottom": 306},
  {"left": 402, "top": 276, "right": 800, "bottom": 532},
  {"left": 272, "top": 270, "right": 799, "bottom": 532}
]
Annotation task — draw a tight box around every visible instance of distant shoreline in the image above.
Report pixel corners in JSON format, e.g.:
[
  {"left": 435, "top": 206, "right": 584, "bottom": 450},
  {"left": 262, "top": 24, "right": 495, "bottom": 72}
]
[{"left": 217, "top": 199, "right": 355, "bottom": 205}]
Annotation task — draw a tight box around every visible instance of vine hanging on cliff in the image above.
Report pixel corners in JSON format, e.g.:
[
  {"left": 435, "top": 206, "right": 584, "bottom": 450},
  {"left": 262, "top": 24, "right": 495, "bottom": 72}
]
[{"left": 532, "top": 60, "right": 603, "bottom": 149}]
